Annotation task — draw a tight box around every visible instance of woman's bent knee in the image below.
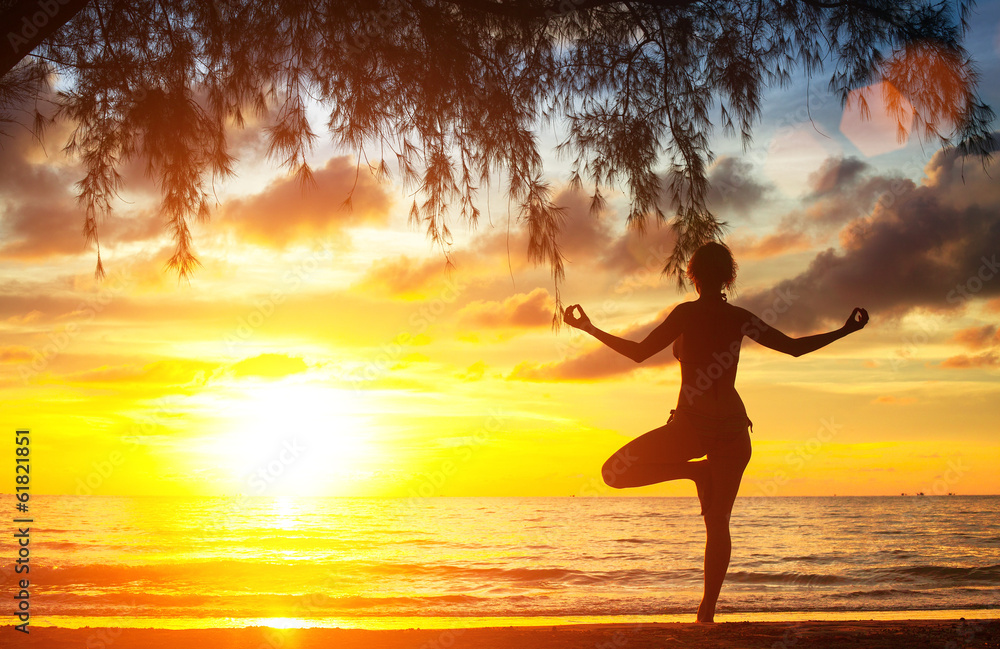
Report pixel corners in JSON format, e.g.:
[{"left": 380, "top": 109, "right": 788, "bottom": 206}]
[
  {"left": 602, "top": 449, "right": 639, "bottom": 488},
  {"left": 602, "top": 459, "right": 625, "bottom": 488}
]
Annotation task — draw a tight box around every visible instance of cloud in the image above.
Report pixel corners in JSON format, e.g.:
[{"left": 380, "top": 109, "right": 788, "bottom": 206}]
[
  {"left": 5, "top": 310, "right": 42, "bottom": 325},
  {"left": 941, "top": 353, "right": 999, "bottom": 369},
  {"left": 598, "top": 222, "right": 677, "bottom": 275},
  {"left": 0, "top": 115, "right": 175, "bottom": 261},
  {"left": 229, "top": 353, "right": 308, "bottom": 378},
  {"left": 549, "top": 186, "right": 616, "bottom": 261},
  {"left": 0, "top": 120, "right": 91, "bottom": 260},
  {"left": 459, "top": 288, "right": 553, "bottom": 329},
  {"left": 872, "top": 395, "right": 917, "bottom": 405},
  {"left": 0, "top": 346, "right": 34, "bottom": 363},
  {"left": 944, "top": 323, "right": 1000, "bottom": 368},
  {"left": 464, "top": 184, "right": 675, "bottom": 277},
  {"left": 457, "top": 360, "right": 487, "bottom": 381},
  {"left": 738, "top": 140, "right": 1000, "bottom": 333},
  {"left": 730, "top": 229, "right": 812, "bottom": 260},
  {"left": 0, "top": 92, "right": 349, "bottom": 261},
  {"left": 509, "top": 306, "right": 676, "bottom": 381},
  {"left": 354, "top": 254, "right": 454, "bottom": 298},
  {"left": 807, "top": 157, "right": 871, "bottom": 198},
  {"left": 952, "top": 325, "right": 999, "bottom": 350},
  {"left": 726, "top": 156, "right": 917, "bottom": 263},
  {"left": 705, "top": 156, "right": 773, "bottom": 217},
  {"left": 555, "top": 158, "right": 769, "bottom": 273},
  {"left": 220, "top": 155, "right": 393, "bottom": 247},
  {"left": 466, "top": 185, "right": 616, "bottom": 269},
  {"left": 797, "top": 157, "right": 918, "bottom": 230},
  {"left": 63, "top": 359, "right": 217, "bottom": 385}
]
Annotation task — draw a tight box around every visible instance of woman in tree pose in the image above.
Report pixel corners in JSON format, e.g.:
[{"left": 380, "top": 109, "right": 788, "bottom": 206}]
[{"left": 563, "top": 241, "right": 869, "bottom": 623}]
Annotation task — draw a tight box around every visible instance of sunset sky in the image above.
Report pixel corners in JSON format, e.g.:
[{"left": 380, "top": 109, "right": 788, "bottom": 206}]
[{"left": 2, "top": 6, "right": 999, "bottom": 500}]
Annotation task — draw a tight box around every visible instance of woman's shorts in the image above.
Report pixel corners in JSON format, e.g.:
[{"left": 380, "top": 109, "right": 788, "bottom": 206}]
[{"left": 668, "top": 407, "right": 753, "bottom": 441}]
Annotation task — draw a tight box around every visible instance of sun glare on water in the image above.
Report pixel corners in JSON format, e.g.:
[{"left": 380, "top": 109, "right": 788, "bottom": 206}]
[{"left": 212, "top": 382, "right": 375, "bottom": 497}]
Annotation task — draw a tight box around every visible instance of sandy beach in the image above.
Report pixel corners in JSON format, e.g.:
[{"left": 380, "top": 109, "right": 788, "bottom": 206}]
[{"left": 9, "top": 619, "right": 999, "bottom": 649}]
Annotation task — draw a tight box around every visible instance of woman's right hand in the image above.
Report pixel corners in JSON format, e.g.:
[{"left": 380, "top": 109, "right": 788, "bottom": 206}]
[
  {"left": 843, "top": 307, "right": 870, "bottom": 334},
  {"left": 564, "top": 304, "right": 592, "bottom": 331}
]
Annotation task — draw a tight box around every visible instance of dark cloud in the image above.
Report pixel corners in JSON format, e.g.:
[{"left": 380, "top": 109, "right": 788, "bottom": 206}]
[
  {"left": 508, "top": 307, "right": 676, "bottom": 381},
  {"left": 567, "top": 158, "right": 768, "bottom": 273},
  {"left": 0, "top": 108, "right": 169, "bottom": 260},
  {"left": 807, "top": 156, "right": 871, "bottom": 198},
  {"left": 0, "top": 203, "right": 163, "bottom": 260},
  {"left": 0, "top": 90, "right": 347, "bottom": 260},
  {"left": 706, "top": 156, "right": 772, "bottom": 217},
  {"left": 1, "top": 202, "right": 89, "bottom": 259},
  {"left": 805, "top": 172, "right": 916, "bottom": 229},
  {"left": 0, "top": 118, "right": 89, "bottom": 259},
  {"left": 738, "top": 141, "right": 1000, "bottom": 333},
  {"left": 550, "top": 186, "right": 616, "bottom": 261},
  {"left": 728, "top": 156, "right": 916, "bottom": 261},
  {"left": 598, "top": 222, "right": 677, "bottom": 275},
  {"left": 220, "top": 155, "right": 393, "bottom": 247}
]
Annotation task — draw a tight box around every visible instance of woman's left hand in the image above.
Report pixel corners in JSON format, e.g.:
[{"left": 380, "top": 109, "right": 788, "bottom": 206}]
[
  {"left": 843, "top": 307, "right": 870, "bottom": 333},
  {"left": 564, "top": 304, "right": 591, "bottom": 331}
]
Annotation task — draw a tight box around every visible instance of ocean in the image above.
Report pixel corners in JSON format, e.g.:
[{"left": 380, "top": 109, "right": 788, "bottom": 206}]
[{"left": 8, "top": 495, "right": 999, "bottom": 628}]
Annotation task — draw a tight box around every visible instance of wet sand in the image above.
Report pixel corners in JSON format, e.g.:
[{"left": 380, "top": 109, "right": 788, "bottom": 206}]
[{"left": 10, "top": 619, "right": 999, "bottom": 648}]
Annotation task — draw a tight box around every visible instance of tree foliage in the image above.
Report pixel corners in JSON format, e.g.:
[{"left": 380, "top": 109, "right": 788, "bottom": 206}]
[{"left": 1, "top": 0, "right": 994, "bottom": 298}]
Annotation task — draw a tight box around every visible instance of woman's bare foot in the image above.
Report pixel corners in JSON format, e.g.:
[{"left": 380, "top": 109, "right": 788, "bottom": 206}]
[{"left": 697, "top": 600, "right": 716, "bottom": 623}]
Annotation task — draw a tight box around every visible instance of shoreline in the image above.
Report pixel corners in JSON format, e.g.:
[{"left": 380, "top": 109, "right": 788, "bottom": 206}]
[
  {"left": 29, "top": 608, "right": 1000, "bottom": 630},
  {"left": 10, "top": 619, "right": 999, "bottom": 649}
]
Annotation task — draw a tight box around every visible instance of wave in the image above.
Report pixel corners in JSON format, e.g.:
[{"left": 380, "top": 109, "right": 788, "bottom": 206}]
[
  {"left": 31, "top": 560, "right": 696, "bottom": 590},
  {"left": 780, "top": 555, "right": 838, "bottom": 564},
  {"left": 877, "top": 564, "right": 1000, "bottom": 583},
  {"left": 35, "top": 560, "right": 1000, "bottom": 593},
  {"left": 35, "top": 588, "right": 1000, "bottom": 620},
  {"left": 726, "top": 571, "right": 845, "bottom": 585},
  {"left": 825, "top": 588, "right": 924, "bottom": 599}
]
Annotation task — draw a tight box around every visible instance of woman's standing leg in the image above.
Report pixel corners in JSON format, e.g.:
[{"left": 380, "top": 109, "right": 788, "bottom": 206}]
[{"left": 697, "top": 431, "right": 752, "bottom": 623}]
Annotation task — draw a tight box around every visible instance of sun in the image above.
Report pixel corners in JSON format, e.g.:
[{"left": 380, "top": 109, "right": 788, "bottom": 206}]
[{"left": 212, "top": 381, "right": 375, "bottom": 497}]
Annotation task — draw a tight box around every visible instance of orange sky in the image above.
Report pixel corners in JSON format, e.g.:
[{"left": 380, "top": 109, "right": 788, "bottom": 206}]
[{"left": 2, "top": 70, "right": 999, "bottom": 499}]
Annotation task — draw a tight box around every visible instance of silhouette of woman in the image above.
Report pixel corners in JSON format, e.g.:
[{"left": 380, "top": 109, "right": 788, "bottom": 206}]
[{"left": 563, "top": 241, "right": 869, "bottom": 623}]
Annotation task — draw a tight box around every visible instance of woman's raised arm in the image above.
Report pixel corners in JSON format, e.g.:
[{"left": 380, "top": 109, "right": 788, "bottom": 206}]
[
  {"left": 564, "top": 304, "right": 683, "bottom": 363},
  {"left": 742, "top": 307, "right": 869, "bottom": 357}
]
